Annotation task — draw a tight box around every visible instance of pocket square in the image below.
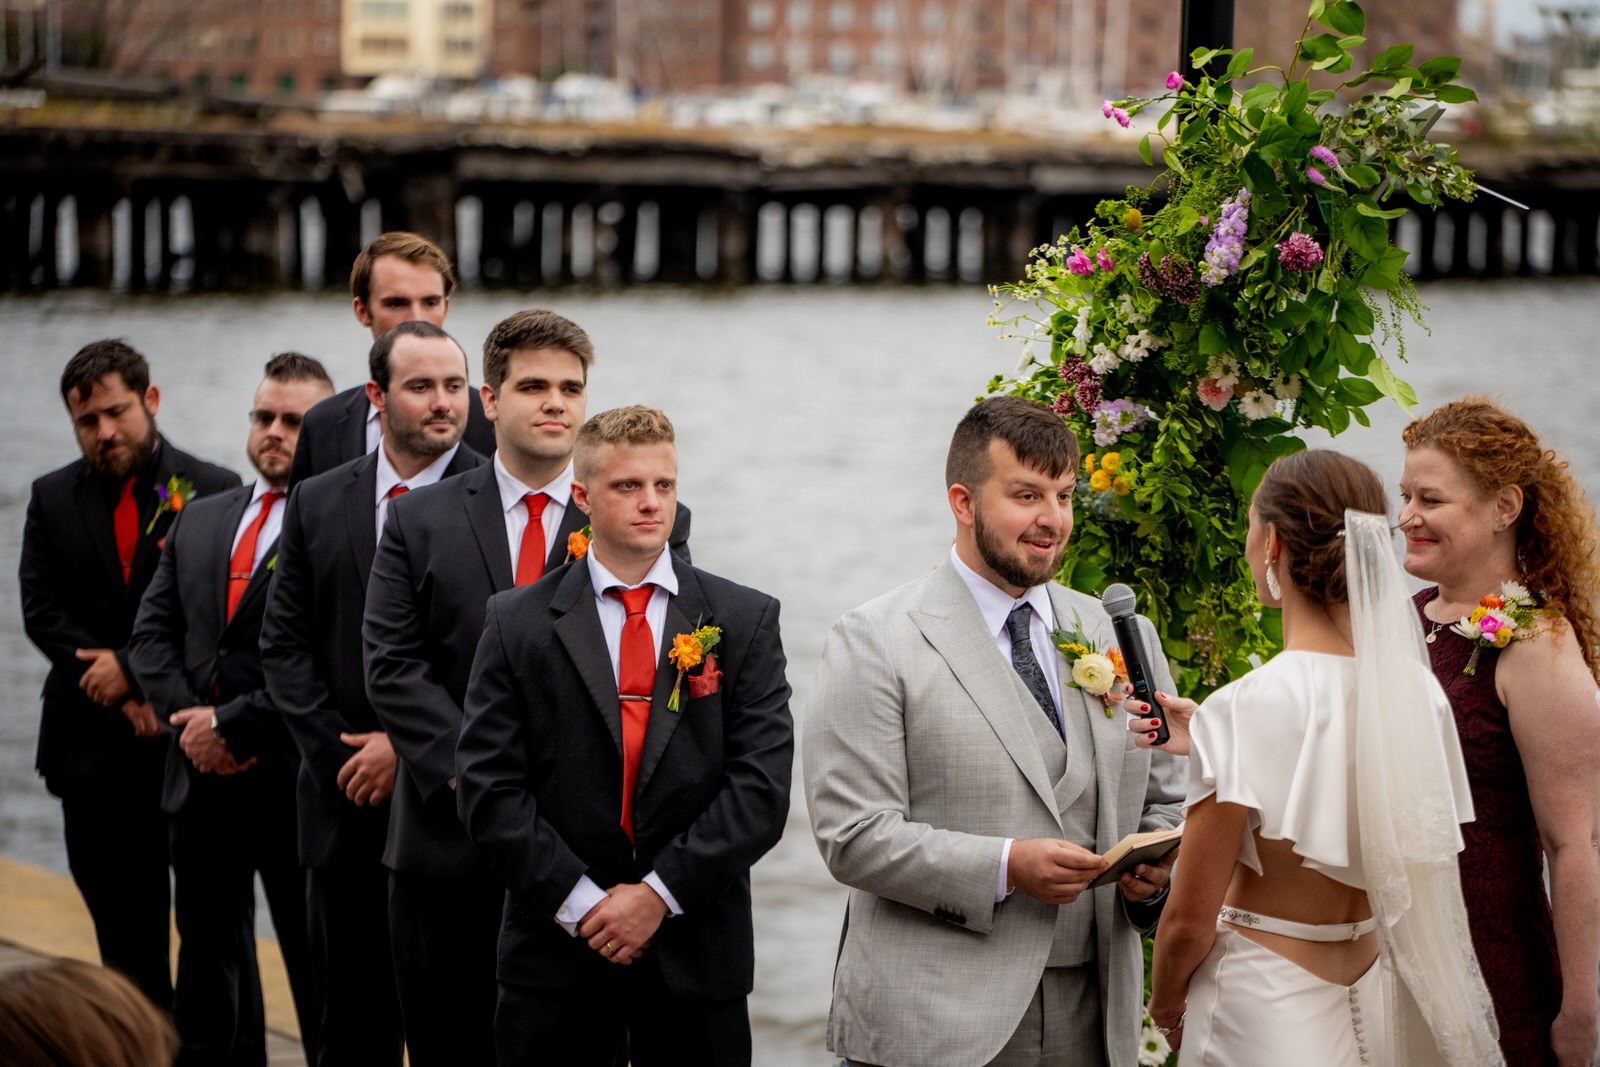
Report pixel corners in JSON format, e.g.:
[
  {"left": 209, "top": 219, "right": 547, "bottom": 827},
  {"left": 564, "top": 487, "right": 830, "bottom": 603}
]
[{"left": 687, "top": 655, "right": 721, "bottom": 699}]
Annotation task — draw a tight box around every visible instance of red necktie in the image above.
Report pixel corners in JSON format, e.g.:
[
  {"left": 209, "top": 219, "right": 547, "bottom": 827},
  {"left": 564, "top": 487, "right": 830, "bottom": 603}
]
[
  {"left": 387, "top": 483, "right": 409, "bottom": 499},
  {"left": 227, "top": 490, "right": 283, "bottom": 620},
  {"left": 609, "top": 585, "right": 656, "bottom": 843},
  {"left": 514, "top": 492, "right": 549, "bottom": 586},
  {"left": 114, "top": 476, "right": 138, "bottom": 584}
]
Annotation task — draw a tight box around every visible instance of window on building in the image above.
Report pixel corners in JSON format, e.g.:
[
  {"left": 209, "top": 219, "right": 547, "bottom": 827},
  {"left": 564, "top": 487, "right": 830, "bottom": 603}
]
[
  {"left": 829, "top": 1, "right": 853, "bottom": 30},
  {"left": 784, "top": 41, "right": 809, "bottom": 71},
  {"left": 872, "top": 41, "right": 898, "bottom": 69},
  {"left": 359, "top": 35, "right": 408, "bottom": 56},
  {"left": 747, "top": 39, "right": 775, "bottom": 70},
  {"left": 748, "top": 0, "right": 774, "bottom": 30},
  {"left": 872, "top": 2, "right": 894, "bottom": 31},
  {"left": 444, "top": 37, "right": 476, "bottom": 54},
  {"left": 786, "top": 0, "right": 809, "bottom": 29},
  {"left": 323, "top": 74, "right": 340, "bottom": 91},
  {"left": 317, "top": 0, "right": 336, "bottom": 17},
  {"left": 828, "top": 40, "right": 854, "bottom": 72},
  {"left": 443, "top": 2, "right": 474, "bottom": 19},
  {"left": 277, "top": 72, "right": 296, "bottom": 95},
  {"left": 358, "top": 1, "right": 407, "bottom": 17},
  {"left": 229, "top": 72, "right": 247, "bottom": 91},
  {"left": 316, "top": 29, "right": 337, "bottom": 54},
  {"left": 193, "top": 71, "right": 211, "bottom": 93},
  {"left": 921, "top": 4, "right": 943, "bottom": 33}
]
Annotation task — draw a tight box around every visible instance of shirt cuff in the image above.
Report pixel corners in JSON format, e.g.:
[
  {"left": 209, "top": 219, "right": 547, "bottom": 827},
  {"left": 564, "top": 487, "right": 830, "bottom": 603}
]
[
  {"left": 997, "top": 838, "right": 1015, "bottom": 903},
  {"left": 643, "top": 871, "right": 683, "bottom": 917},
  {"left": 554, "top": 875, "right": 608, "bottom": 936}
]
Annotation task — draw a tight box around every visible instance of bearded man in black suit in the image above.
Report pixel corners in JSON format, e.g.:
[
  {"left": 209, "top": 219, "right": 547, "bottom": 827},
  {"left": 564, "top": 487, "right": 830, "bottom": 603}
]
[
  {"left": 456, "top": 406, "right": 790, "bottom": 1067},
  {"left": 20, "top": 340, "right": 239, "bottom": 1009}
]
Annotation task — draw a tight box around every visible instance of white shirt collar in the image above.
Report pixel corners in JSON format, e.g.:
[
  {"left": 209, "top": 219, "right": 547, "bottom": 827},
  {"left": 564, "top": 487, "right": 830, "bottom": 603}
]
[
  {"left": 249, "top": 478, "right": 286, "bottom": 505},
  {"left": 375, "top": 441, "right": 461, "bottom": 502},
  {"left": 493, "top": 453, "right": 574, "bottom": 515},
  {"left": 948, "top": 545, "right": 1056, "bottom": 640},
  {"left": 586, "top": 545, "right": 679, "bottom": 599}
]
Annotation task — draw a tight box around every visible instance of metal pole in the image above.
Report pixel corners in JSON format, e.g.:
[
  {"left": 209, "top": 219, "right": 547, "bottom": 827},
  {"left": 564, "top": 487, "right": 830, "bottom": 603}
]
[{"left": 1180, "top": 0, "right": 1235, "bottom": 80}]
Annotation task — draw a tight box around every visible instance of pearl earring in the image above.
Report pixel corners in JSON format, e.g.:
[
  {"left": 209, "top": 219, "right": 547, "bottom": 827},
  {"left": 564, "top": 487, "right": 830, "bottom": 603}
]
[{"left": 1265, "top": 560, "right": 1282, "bottom": 600}]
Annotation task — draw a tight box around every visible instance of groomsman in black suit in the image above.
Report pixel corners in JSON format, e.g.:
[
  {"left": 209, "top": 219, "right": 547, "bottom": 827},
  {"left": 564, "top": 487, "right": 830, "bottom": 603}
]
[
  {"left": 19, "top": 340, "right": 240, "bottom": 1009},
  {"left": 129, "top": 353, "right": 334, "bottom": 1067},
  {"left": 288, "top": 231, "right": 494, "bottom": 485},
  {"left": 261, "top": 321, "right": 483, "bottom": 1066},
  {"left": 456, "top": 406, "right": 792, "bottom": 1066},
  {"left": 363, "top": 311, "right": 692, "bottom": 1065}
]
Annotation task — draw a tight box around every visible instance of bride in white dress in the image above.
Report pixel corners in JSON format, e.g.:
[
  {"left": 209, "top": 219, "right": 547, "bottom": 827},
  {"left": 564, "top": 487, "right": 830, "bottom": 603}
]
[{"left": 1142, "top": 451, "right": 1502, "bottom": 1066}]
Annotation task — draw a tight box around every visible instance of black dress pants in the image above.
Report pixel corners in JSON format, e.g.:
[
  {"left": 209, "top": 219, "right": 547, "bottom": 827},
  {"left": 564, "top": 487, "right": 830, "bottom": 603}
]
[
  {"left": 306, "top": 861, "right": 404, "bottom": 1067},
  {"left": 59, "top": 768, "right": 172, "bottom": 1012},
  {"left": 386, "top": 866, "right": 501, "bottom": 1067}
]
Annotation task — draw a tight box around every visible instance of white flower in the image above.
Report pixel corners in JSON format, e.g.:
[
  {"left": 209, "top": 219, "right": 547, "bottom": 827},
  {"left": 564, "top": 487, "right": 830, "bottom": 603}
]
[
  {"left": 1501, "top": 580, "right": 1532, "bottom": 602},
  {"left": 1238, "top": 389, "right": 1278, "bottom": 420},
  {"left": 1118, "top": 337, "right": 1149, "bottom": 365},
  {"left": 1450, "top": 618, "right": 1482, "bottom": 641},
  {"left": 1272, "top": 373, "right": 1302, "bottom": 401},
  {"left": 1013, "top": 343, "right": 1036, "bottom": 376},
  {"left": 1209, "top": 355, "right": 1240, "bottom": 390},
  {"left": 1117, "top": 293, "right": 1149, "bottom": 326},
  {"left": 1071, "top": 653, "right": 1117, "bottom": 696},
  {"left": 1089, "top": 343, "right": 1121, "bottom": 375},
  {"left": 1138, "top": 1014, "right": 1172, "bottom": 1066},
  {"left": 1072, "top": 306, "right": 1093, "bottom": 352},
  {"left": 1136, "top": 328, "right": 1168, "bottom": 351}
]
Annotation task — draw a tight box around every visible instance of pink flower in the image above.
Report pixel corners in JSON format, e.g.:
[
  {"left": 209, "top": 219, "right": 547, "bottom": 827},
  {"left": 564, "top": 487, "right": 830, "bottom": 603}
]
[
  {"left": 1112, "top": 107, "right": 1132, "bottom": 128},
  {"left": 1479, "top": 615, "right": 1502, "bottom": 635},
  {"left": 1311, "top": 145, "right": 1339, "bottom": 169},
  {"left": 1096, "top": 247, "right": 1116, "bottom": 272},
  {"left": 1306, "top": 165, "right": 1327, "bottom": 186},
  {"left": 1275, "top": 231, "right": 1325, "bottom": 271},
  {"left": 1065, "top": 247, "right": 1096, "bottom": 276},
  {"left": 1197, "top": 377, "right": 1235, "bottom": 411},
  {"left": 1102, "top": 99, "right": 1114, "bottom": 118},
  {"left": 1166, "top": 71, "right": 1184, "bottom": 91}
]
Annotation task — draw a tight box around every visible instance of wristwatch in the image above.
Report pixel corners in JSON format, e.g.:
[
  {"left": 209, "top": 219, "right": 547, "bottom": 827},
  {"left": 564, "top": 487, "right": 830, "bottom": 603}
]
[{"left": 210, "top": 710, "right": 224, "bottom": 744}]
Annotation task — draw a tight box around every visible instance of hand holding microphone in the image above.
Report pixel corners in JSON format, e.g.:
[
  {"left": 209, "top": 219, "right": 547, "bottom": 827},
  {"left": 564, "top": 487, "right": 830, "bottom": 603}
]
[{"left": 1102, "top": 583, "right": 1196, "bottom": 752}]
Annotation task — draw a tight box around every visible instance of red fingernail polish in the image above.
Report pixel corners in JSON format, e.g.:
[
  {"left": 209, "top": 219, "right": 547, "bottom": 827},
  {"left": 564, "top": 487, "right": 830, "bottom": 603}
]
[
  {"left": 1148, "top": 732, "right": 1157, "bottom": 740},
  {"left": 1141, "top": 704, "right": 1150, "bottom": 712}
]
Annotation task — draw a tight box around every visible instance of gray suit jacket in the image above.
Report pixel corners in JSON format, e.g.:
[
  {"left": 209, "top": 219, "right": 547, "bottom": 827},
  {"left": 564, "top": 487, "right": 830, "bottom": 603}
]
[{"left": 804, "top": 563, "right": 1183, "bottom": 1067}]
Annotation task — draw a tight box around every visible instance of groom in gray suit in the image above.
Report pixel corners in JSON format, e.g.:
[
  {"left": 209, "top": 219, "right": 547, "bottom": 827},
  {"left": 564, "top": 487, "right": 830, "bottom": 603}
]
[{"left": 805, "top": 396, "right": 1183, "bottom": 1067}]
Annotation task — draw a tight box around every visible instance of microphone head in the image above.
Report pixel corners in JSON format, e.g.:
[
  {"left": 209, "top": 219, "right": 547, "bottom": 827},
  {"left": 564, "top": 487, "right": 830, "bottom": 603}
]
[{"left": 1101, "top": 582, "right": 1137, "bottom": 618}]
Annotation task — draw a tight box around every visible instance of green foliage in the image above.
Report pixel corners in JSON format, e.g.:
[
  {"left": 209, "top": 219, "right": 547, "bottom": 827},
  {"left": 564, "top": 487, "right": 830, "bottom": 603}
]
[{"left": 987, "top": 3, "right": 1476, "bottom": 697}]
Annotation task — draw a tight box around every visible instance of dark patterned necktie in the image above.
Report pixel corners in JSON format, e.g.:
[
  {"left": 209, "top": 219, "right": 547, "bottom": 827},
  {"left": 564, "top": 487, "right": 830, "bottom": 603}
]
[{"left": 1006, "top": 603, "right": 1063, "bottom": 737}]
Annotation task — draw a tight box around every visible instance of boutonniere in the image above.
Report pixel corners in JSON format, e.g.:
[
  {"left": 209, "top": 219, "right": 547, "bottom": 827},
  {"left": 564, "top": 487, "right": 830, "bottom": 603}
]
[
  {"left": 145, "top": 476, "right": 194, "bottom": 534},
  {"left": 1051, "top": 616, "right": 1129, "bottom": 715},
  {"left": 564, "top": 524, "right": 592, "bottom": 563},
  {"left": 1449, "top": 581, "right": 1550, "bottom": 675},
  {"left": 666, "top": 623, "right": 722, "bottom": 712}
]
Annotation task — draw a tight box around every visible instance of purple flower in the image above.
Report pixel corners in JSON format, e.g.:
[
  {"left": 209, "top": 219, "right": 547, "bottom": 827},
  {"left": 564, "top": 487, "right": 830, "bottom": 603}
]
[
  {"left": 1311, "top": 145, "right": 1339, "bottom": 169},
  {"left": 1306, "top": 165, "right": 1326, "bottom": 186},
  {"left": 1112, "top": 107, "right": 1132, "bottom": 128},
  {"left": 1166, "top": 71, "right": 1184, "bottom": 91},
  {"left": 155, "top": 485, "right": 170, "bottom": 502},
  {"left": 1065, "top": 247, "right": 1096, "bottom": 276},
  {"left": 1275, "top": 231, "right": 1325, "bottom": 271},
  {"left": 1102, "top": 99, "right": 1115, "bottom": 118},
  {"left": 1092, "top": 399, "right": 1154, "bottom": 446},
  {"left": 1201, "top": 188, "right": 1251, "bottom": 286},
  {"left": 1096, "top": 247, "right": 1116, "bottom": 272},
  {"left": 1074, "top": 378, "right": 1102, "bottom": 411}
]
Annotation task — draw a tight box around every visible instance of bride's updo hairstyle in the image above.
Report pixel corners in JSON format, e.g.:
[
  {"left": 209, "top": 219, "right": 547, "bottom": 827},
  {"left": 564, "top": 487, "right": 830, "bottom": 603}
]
[
  {"left": 1254, "top": 450, "right": 1386, "bottom": 607},
  {"left": 1403, "top": 397, "right": 1600, "bottom": 680}
]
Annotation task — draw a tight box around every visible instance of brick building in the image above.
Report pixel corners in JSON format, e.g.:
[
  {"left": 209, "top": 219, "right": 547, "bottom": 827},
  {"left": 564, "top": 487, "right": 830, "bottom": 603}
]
[{"left": 111, "top": 0, "right": 348, "bottom": 98}]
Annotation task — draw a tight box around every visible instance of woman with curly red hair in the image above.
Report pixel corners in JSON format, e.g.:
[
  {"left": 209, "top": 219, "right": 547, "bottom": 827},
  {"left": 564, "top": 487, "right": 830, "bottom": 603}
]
[{"left": 1400, "top": 397, "right": 1600, "bottom": 1067}]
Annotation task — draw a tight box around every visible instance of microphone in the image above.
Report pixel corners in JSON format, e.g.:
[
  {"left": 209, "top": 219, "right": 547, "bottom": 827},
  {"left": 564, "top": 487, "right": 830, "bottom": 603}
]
[{"left": 1101, "top": 583, "right": 1169, "bottom": 746}]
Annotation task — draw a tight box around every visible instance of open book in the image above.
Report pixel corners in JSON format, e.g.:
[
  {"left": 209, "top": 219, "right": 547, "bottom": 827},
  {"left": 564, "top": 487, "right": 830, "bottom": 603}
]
[{"left": 1087, "top": 825, "right": 1183, "bottom": 889}]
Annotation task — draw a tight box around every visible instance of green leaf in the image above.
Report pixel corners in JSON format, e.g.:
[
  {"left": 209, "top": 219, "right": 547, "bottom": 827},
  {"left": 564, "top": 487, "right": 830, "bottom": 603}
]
[
  {"left": 1199, "top": 323, "right": 1229, "bottom": 356},
  {"left": 1333, "top": 378, "right": 1382, "bottom": 405},
  {"left": 1335, "top": 296, "right": 1376, "bottom": 335},
  {"left": 1224, "top": 48, "right": 1255, "bottom": 81},
  {"left": 1343, "top": 162, "right": 1381, "bottom": 188},
  {"left": 1436, "top": 84, "right": 1479, "bottom": 104},
  {"left": 1239, "top": 83, "right": 1280, "bottom": 111},
  {"left": 1337, "top": 35, "right": 1366, "bottom": 49},
  {"left": 1315, "top": 51, "right": 1355, "bottom": 73},
  {"left": 1368, "top": 357, "right": 1419, "bottom": 414},
  {"left": 1190, "top": 47, "right": 1221, "bottom": 69},
  {"left": 1298, "top": 33, "right": 1345, "bottom": 63},
  {"left": 1173, "top": 205, "right": 1202, "bottom": 234},
  {"left": 1282, "top": 79, "right": 1310, "bottom": 115},
  {"left": 1139, "top": 132, "right": 1153, "bottom": 166},
  {"left": 1418, "top": 55, "right": 1462, "bottom": 85},
  {"left": 1360, "top": 246, "right": 1410, "bottom": 290},
  {"left": 1354, "top": 200, "right": 1408, "bottom": 220},
  {"left": 1254, "top": 120, "right": 1304, "bottom": 161},
  {"left": 1308, "top": 89, "right": 1338, "bottom": 105},
  {"left": 1319, "top": 0, "right": 1365, "bottom": 34},
  {"left": 1328, "top": 323, "right": 1362, "bottom": 368},
  {"left": 1385, "top": 77, "right": 1414, "bottom": 98},
  {"left": 1372, "top": 43, "right": 1414, "bottom": 71},
  {"left": 1340, "top": 206, "right": 1390, "bottom": 261},
  {"left": 1308, "top": 0, "right": 1326, "bottom": 18}
]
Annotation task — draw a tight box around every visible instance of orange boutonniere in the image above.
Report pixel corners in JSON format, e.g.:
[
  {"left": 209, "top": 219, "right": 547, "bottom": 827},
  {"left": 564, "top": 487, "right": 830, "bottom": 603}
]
[
  {"left": 666, "top": 624, "right": 722, "bottom": 712},
  {"left": 145, "top": 476, "right": 194, "bottom": 534},
  {"left": 564, "top": 524, "right": 591, "bottom": 563}
]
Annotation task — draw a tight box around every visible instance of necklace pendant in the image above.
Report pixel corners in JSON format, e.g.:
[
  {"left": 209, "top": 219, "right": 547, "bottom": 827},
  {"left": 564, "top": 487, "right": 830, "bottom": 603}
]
[{"left": 1426, "top": 630, "right": 1438, "bottom": 643}]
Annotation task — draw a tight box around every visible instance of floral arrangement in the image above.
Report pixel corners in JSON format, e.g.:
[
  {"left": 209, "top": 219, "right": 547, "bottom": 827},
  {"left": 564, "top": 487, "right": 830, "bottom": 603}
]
[
  {"left": 1052, "top": 617, "right": 1128, "bottom": 713},
  {"left": 1449, "top": 581, "right": 1549, "bottom": 675},
  {"left": 989, "top": 1, "right": 1478, "bottom": 695},
  {"left": 565, "top": 524, "right": 592, "bottom": 562},
  {"left": 145, "top": 476, "right": 195, "bottom": 534},
  {"left": 666, "top": 624, "right": 722, "bottom": 711}
]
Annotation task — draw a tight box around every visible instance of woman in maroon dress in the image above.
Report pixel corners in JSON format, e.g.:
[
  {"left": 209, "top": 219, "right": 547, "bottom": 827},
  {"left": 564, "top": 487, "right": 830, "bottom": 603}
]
[{"left": 1399, "top": 398, "right": 1600, "bottom": 1067}]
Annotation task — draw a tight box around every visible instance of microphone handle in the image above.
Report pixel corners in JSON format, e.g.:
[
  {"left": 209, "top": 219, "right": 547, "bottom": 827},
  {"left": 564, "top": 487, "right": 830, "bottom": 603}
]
[{"left": 1109, "top": 612, "right": 1169, "bottom": 746}]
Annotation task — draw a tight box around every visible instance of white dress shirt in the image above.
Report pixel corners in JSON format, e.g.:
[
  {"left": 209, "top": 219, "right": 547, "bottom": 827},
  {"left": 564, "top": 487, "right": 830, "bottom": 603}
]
[
  {"left": 949, "top": 546, "right": 1065, "bottom": 902},
  {"left": 228, "top": 480, "right": 287, "bottom": 572},
  {"left": 374, "top": 442, "right": 460, "bottom": 542},
  {"left": 553, "top": 547, "right": 685, "bottom": 935},
  {"left": 364, "top": 401, "right": 381, "bottom": 454},
  {"left": 492, "top": 454, "right": 572, "bottom": 574}
]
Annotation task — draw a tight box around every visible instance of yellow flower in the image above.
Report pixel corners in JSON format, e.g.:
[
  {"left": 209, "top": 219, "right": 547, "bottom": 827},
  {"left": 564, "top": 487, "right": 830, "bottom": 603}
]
[
  {"left": 1056, "top": 642, "right": 1090, "bottom": 658},
  {"left": 1084, "top": 453, "right": 1098, "bottom": 475},
  {"left": 1493, "top": 627, "right": 1513, "bottom": 648},
  {"left": 1072, "top": 653, "right": 1117, "bottom": 696},
  {"left": 1125, "top": 207, "right": 1143, "bottom": 231},
  {"left": 668, "top": 633, "right": 704, "bottom": 671},
  {"left": 1112, "top": 477, "right": 1132, "bottom": 496},
  {"left": 1101, "top": 452, "right": 1121, "bottom": 473},
  {"left": 1469, "top": 606, "right": 1487, "bottom": 625},
  {"left": 1090, "top": 469, "right": 1112, "bottom": 492}
]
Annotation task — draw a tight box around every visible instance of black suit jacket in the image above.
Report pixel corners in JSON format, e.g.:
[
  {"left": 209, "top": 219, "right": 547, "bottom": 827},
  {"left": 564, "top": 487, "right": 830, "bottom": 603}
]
[
  {"left": 363, "top": 463, "right": 693, "bottom": 874},
  {"left": 129, "top": 484, "right": 300, "bottom": 813},
  {"left": 19, "top": 440, "right": 240, "bottom": 794},
  {"left": 288, "top": 383, "right": 495, "bottom": 487},
  {"left": 455, "top": 555, "right": 793, "bottom": 997},
  {"left": 261, "top": 446, "right": 484, "bottom": 867}
]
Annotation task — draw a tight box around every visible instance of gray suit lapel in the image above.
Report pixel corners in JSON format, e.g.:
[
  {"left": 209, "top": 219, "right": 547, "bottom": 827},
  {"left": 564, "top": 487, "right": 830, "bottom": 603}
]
[
  {"left": 911, "top": 565, "right": 1060, "bottom": 824},
  {"left": 1048, "top": 585, "right": 1126, "bottom": 839}
]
